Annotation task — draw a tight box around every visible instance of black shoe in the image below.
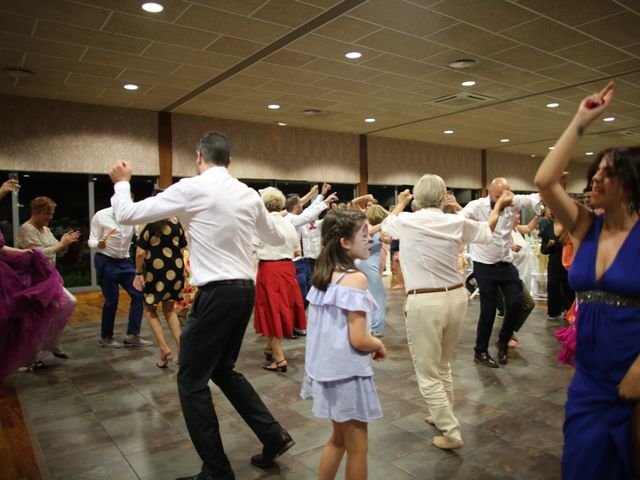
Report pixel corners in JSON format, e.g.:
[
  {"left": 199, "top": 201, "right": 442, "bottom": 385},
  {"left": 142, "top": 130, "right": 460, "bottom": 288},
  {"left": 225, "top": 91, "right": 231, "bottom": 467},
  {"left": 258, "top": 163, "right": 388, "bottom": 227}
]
[
  {"left": 175, "top": 473, "right": 215, "bottom": 480},
  {"left": 474, "top": 351, "right": 499, "bottom": 368},
  {"left": 250, "top": 430, "right": 295, "bottom": 468},
  {"left": 293, "top": 328, "right": 307, "bottom": 337},
  {"left": 497, "top": 344, "right": 509, "bottom": 365}
]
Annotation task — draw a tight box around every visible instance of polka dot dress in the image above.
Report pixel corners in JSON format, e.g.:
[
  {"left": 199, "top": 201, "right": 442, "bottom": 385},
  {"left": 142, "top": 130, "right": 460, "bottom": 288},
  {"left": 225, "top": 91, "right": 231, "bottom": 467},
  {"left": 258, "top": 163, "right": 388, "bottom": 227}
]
[{"left": 137, "top": 218, "right": 187, "bottom": 306}]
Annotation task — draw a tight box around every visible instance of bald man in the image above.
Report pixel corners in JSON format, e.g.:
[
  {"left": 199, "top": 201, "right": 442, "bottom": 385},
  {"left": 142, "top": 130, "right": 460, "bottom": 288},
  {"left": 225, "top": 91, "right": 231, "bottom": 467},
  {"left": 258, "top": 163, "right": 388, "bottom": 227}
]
[{"left": 462, "top": 178, "right": 539, "bottom": 368}]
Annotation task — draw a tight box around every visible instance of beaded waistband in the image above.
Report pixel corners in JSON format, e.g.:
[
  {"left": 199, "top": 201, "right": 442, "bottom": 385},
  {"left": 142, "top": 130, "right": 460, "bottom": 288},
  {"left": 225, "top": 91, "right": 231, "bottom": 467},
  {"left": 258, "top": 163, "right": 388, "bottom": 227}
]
[{"left": 576, "top": 290, "right": 640, "bottom": 308}]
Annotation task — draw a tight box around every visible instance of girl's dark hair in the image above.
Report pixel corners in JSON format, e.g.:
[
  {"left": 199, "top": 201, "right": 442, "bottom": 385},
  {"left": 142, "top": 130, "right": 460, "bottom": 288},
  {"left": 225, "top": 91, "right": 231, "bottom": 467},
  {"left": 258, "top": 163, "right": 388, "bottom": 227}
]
[
  {"left": 146, "top": 188, "right": 168, "bottom": 238},
  {"left": 588, "top": 146, "right": 640, "bottom": 213},
  {"left": 311, "top": 209, "right": 367, "bottom": 291}
]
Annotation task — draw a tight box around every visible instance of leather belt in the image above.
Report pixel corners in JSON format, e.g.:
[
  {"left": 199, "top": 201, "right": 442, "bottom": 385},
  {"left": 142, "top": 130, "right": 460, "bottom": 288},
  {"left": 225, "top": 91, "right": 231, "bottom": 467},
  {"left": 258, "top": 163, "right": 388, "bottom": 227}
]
[
  {"left": 408, "top": 283, "right": 464, "bottom": 295},
  {"left": 200, "top": 279, "right": 254, "bottom": 290},
  {"left": 259, "top": 258, "right": 292, "bottom": 262}
]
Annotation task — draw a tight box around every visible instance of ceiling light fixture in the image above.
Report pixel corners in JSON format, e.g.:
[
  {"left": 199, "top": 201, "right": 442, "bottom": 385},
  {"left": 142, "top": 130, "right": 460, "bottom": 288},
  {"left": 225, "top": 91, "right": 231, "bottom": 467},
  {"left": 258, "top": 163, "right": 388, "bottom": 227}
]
[
  {"left": 364, "top": 118, "right": 376, "bottom": 123},
  {"left": 443, "top": 130, "right": 454, "bottom": 134},
  {"left": 4, "top": 67, "right": 35, "bottom": 78},
  {"left": 603, "top": 116, "right": 615, "bottom": 122},
  {"left": 345, "top": 51, "right": 362, "bottom": 59},
  {"left": 277, "top": 122, "right": 287, "bottom": 126},
  {"left": 123, "top": 83, "right": 139, "bottom": 90},
  {"left": 448, "top": 58, "right": 479, "bottom": 69},
  {"left": 500, "top": 138, "right": 510, "bottom": 143},
  {"left": 549, "top": 146, "right": 555, "bottom": 150},
  {"left": 142, "top": 2, "right": 164, "bottom": 13},
  {"left": 585, "top": 152, "right": 594, "bottom": 156},
  {"left": 268, "top": 104, "right": 281, "bottom": 110},
  {"left": 461, "top": 80, "right": 476, "bottom": 87},
  {"left": 530, "top": 154, "right": 536, "bottom": 157},
  {"left": 546, "top": 102, "right": 560, "bottom": 108}
]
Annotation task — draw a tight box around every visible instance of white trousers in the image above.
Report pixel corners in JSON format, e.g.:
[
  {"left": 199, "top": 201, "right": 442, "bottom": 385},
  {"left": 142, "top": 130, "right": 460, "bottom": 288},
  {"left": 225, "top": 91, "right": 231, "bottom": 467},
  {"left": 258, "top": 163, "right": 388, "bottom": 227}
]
[{"left": 404, "top": 287, "right": 468, "bottom": 441}]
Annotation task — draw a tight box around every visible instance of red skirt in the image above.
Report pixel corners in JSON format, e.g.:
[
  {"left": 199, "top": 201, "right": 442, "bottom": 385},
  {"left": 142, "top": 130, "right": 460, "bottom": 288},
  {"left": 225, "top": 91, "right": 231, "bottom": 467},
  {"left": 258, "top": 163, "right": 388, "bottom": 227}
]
[{"left": 254, "top": 260, "right": 306, "bottom": 338}]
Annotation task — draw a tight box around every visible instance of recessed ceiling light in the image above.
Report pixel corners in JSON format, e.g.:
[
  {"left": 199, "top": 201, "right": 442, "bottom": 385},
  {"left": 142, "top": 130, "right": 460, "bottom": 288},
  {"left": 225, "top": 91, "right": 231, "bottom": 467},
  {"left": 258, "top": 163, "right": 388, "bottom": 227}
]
[
  {"left": 549, "top": 146, "right": 555, "bottom": 150},
  {"left": 443, "top": 129, "right": 454, "bottom": 134},
  {"left": 500, "top": 138, "right": 510, "bottom": 143},
  {"left": 23, "top": 174, "right": 30, "bottom": 178},
  {"left": 585, "top": 152, "right": 594, "bottom": 156},
  {"left": 461, "top": 80, "right": 476, "bottom": 87},
  {"left": 268, "top": 104, "right": 281, "bottom": 110},
  {"left": 546, "top": 102, "right": 560, "bottom": 108},
  {"left": 530, "top": 154, "right": 536, "bottom": 157},
  {"left": 123, "top": 83, "right": 139, "bottom": 90},
  {"left": 448, "top": 58, "right": 479, "bottom": 69},
  {"left": 603, "top": 116, "right": 615, "bottom": 122},
  {"left": 345, "top": 51, "right": 362, "bottom": 59},
  {"left": 4, "top": 67, "right": 35, "bottom": 78},
  {"left": 364, "top": 118, "right": 376, "bottom": 123},
  {"left": 277, "top": 122, "right": 287, "bottom": 126},
  {"left": 142, "top": 2, "right": 164, "bottom": 13}
]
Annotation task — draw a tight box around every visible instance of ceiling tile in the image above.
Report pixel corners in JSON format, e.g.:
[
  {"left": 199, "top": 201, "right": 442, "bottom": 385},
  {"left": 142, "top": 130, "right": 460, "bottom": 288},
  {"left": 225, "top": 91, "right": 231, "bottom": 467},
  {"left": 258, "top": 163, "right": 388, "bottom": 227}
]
[
  {"left": 0, "top": 0, "right": 110, "bottom": 29},
  {"left": 0, "top": 49, "right": 24, "bottom": 65},
  {"left": 143, "top": 43, "right": 238, "bottom": 69},
  {"left": 206, "top": 36, "right": 264, "bottom": 57},
  {"left": 24, "top": 53, "right": 123, "bottom": 78},
  {"left": 287, "top": 33, "right": 379, "bottom": 60},
  {"left": 490, "top": 45, "right": 565, "bottom": 71},
  {"left": 427, "top": 23, "right": 519, "bottom": 56},
  {"left": 223, "top": 74, "right": 271, "bottom": 88},
  {"left": 536, "top": 62, "right": 603, "bottom": 84},
  {"left": 82, "top": 49, "right": 181, "bottom": 75},
  {"left": 370, "top": 87, "right": 430, "bottom": 105},
  {"left": 0, "top": 11, "right": 35, "bottom": 36},
  {"left": 516, "top": 0, "right": 624, "bottom": 27},
  {"left": 312, "top": 76, "right": 383, "bottom": 95},
  {"left": 271, "top": 93, "right": 336, "bottom": 109},
  {"left": 104, "top": 13, "right": 220, "bottom": 50},
  {"left": 356, "top": 28, "right": 447, "bottom": 60},
  {"left": 429, "top": 0, "right": 536, "bottom": 32},
  {"left": 66, "top": 73, "right": 146, "bottom": 90},
  {"left": 171, "top": 64, "right": 224, "bottom": 81},
  {"left": 186, "top": 0, "right": 268, "bottom": 16},
  {"left": 175, "top": 4, "right": 290, "bottom": 43},
  {"left": 251, "top": 0, "right": 323, "bottom": 27},
  {"left": 362, "top": 53, "right": 439, "bottom": 77},
  {"left": 597, "top": 58, "right": 640, "bottom": 76},
  {"left": 501, "top": 18, "right": 590, "bottom": 52},
  {"left": 74, "top": 0, "right": 190, "bottom": 23},
  {"left": 314, "top": 15, "right": 381, "bottom": 42},
  {"left": 366, "top": 73, "right": 439, "bottom": 93},
  {"left": 35, "top": 20, "right": 151, "bottom": 55},
  {"left": 555, "top": 40, "right": 632, "bottom": 68},
  {"left": 244, "top": 62, "right": 323, "bottom": 84},
  {"left": 0, "top": 32, "right": 85, "bottom": 60},
  {"left": 350, "top": 0, "right": 458, "bottom": 37},
  {"left": 301, "top": 58, "right": 379, "bottom": 81},
  {"left": 263, "top": 49, "right": 317, "bottom": 68},
  {"left": 260, "top": 79, "right": 330, "bottom": 97},
  {"left": 119, "top": 69, "right": 201, "bottom": 89},
  {"left": 578, "top": 11, "right": 640, "bottom": 48}
]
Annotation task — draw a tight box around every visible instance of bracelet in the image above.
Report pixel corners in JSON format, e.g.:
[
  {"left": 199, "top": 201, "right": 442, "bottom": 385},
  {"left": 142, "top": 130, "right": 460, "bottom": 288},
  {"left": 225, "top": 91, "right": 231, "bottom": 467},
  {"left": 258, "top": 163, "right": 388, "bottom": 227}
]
[{"left": 135, "top": 272, "right": 143, "bottom": 275}]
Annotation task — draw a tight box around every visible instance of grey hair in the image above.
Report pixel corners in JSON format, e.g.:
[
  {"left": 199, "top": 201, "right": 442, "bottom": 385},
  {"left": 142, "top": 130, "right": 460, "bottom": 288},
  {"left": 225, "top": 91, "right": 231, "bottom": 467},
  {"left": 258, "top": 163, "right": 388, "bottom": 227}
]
[
  {"left": 260, "top": 187, "right": 286, "bottom": 212},
  {"left": 413, "top": 174, "right": 446, "bottom": 209}
]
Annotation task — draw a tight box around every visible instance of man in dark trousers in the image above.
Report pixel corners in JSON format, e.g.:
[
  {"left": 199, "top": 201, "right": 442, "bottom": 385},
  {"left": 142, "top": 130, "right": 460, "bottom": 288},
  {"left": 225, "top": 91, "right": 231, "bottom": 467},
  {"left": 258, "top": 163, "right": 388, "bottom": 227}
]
[{"left": 110, "top": 132, "right": 293, "bottom": 480}]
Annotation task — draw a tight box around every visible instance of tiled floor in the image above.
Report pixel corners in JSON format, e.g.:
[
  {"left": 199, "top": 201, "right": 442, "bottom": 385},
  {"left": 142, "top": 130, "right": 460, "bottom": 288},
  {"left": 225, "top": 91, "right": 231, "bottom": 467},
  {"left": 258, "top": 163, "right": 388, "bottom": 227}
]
[{"left": 12, "top": 288, "right": 572, "bottom": 480}]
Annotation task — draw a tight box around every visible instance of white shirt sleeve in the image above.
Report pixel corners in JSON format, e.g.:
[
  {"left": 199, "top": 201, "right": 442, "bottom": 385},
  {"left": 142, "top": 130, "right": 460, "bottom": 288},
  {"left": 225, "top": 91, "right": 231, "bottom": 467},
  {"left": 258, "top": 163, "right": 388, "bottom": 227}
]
[
  {"left": 254, "top": 201, "right": 286, "bottom": 246},
  {"left": 381, "top": 214, "right": 401, "bottom": 238},
  {"left": 87, "top": 212, "right": 103, "bottom": 249},
  {"left": 461, "top": 218, "right": 492, "bottom": 244},
  {"left": 513, "top": 193, "right": 540, "bottom": 210},
  {"left": 461, "top": 199, "right": 481, "bottom": 220},
  {"left": 286, "top": 201, "right": 328, "bottom": 227},
  {"left": 111, "top": 181, "right": 188, "bottom": 225}
]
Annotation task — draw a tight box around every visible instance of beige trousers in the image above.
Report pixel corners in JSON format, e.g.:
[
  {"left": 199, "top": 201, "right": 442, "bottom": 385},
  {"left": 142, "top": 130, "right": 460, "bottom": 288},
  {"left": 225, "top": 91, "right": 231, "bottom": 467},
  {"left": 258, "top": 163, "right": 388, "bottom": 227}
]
[{"left": 404, "top": 287, "right": 468, "bottom": 441}]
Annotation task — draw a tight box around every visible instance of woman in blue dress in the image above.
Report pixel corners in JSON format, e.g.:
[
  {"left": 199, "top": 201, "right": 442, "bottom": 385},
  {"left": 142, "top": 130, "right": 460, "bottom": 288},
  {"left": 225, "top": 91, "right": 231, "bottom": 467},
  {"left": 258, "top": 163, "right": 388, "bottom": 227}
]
[
  {"left": 535, "top": 80, "right": 640, "bottom": 479},
  {"left": 356, "top": 205, "right": 389, "bottom": 336}
]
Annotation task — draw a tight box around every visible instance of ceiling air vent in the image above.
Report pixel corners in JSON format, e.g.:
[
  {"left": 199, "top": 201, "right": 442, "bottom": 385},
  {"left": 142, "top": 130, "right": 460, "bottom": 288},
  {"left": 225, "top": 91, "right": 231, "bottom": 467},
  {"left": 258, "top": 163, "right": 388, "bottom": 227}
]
[
  {"left": 428, "top": 92, "right": 496, "bottom": 108},
  {"left": 303, "top": 108, "right": 324, "bottom": 116}
]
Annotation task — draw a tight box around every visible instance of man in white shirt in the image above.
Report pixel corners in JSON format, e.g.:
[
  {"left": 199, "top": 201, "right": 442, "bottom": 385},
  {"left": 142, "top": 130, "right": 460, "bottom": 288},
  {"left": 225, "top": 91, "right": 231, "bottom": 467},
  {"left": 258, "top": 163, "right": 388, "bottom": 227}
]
[
  {"left": 88, "top": 207, "right": 150, "bottom": 348},
  {"left": 109, "top": 131, "right": 292, "bottom": 480},
  {"left": 461, "top": 177, "right": 539, "bottom": 367}
]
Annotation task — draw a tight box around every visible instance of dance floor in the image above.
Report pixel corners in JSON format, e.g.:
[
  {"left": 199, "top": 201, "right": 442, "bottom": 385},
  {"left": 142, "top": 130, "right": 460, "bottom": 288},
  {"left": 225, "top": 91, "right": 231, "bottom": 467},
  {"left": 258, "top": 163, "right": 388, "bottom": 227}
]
[{"left": 8, "top": 286, "right": 572, "bottom": 479}]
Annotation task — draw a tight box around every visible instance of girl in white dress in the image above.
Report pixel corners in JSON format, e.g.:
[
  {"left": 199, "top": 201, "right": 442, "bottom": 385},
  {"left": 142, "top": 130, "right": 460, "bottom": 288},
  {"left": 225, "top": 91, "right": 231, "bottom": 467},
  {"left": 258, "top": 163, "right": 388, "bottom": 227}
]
[{"left": 301, "top": 209, "right": 387, "bottom": 480}]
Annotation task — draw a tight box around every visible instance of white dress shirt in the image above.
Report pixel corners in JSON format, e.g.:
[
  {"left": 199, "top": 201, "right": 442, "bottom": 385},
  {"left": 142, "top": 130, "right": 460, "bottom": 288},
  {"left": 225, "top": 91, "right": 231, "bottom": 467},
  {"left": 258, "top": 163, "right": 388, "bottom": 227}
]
[
  {"left": 299, "top": 219, "right": 323, "bottom": 259},
  {"left": 382, "top": 208, "right": 492, "bottom": 292},
  {"left": 511, "top": 229, "right": 531, "bottom": 286},
  {"left": 88, "top": 207, "right": 135, "bottom": 259},
  {"left": 284, "top": 198, "right": 327, "bottom": 228},
  {"left": 462, "top": 193, "right": 539, "bottom": 264},
  {"left": 255, "top": 212, "right": 300, "bottom": 260},
  {"left": 111, "top": 166, "right": 285, "bottom": 286}
]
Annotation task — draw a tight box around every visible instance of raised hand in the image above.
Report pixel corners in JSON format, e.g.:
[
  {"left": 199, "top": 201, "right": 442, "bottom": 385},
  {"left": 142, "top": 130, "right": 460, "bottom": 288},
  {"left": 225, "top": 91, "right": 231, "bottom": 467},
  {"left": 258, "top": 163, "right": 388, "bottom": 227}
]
[
  {"left": 109, "top": 160, "right": 133, "bottom": 183},
  {"left": 576, "top": 81, "right": 615, "bottom": 128}
]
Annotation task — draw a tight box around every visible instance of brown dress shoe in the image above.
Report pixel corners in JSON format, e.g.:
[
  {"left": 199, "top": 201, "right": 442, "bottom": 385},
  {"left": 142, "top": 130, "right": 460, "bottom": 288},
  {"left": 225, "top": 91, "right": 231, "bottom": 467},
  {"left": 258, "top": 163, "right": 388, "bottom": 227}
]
[{"left": 474, "top": 351, "right": 499, "bottom": 368}]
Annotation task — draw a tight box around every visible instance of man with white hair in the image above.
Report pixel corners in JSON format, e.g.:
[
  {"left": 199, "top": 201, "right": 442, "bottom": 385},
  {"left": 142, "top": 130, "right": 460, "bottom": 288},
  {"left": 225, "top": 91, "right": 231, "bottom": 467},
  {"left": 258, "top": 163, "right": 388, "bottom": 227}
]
[{"left": 462, "top": 177, "right": 540, "bottom": 368}]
